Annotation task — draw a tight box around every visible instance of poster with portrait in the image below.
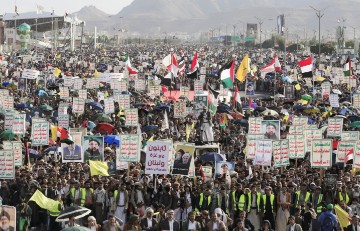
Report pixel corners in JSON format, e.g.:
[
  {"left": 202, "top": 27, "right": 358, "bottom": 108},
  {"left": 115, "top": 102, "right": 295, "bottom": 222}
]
[
  {"left": 313, "top": 87, "right": 322, "bottom": 100},
  {"left": 254, "top": 139, "right": 273, "bottom": 166},
  {"left": 215, "top": 161, "right": 235, "bottom": 176},
  {"left": 245, "top": 82, "right": 255, "bottom": 95},
  {"left": 172, "top": 144, "right": 195, "bottom": 175},
  {"left": 311, "top": 139, "right": 332, "bottom": 168},
  {"left": 18, "top": 78, "right": 27, "bottom": 91},
  {"left": 61, "top": 132, "right": 83, "bottom": 163},
  {"left": 284, "top": 85, "right": 295, "bottom": 99},
  {"left": 83, "top": 136, "right": 104, "bottom": 162},
  {"left": 0, "top": 206, "right": 16, "bottom": 231},
  {"left": 261, "top": 120, "right": 280, "bottom": 140}
]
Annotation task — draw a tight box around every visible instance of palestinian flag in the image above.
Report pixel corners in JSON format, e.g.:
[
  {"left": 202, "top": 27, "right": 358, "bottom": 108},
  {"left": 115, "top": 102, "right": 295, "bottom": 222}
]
[
  {"left": 207, "top": 84, "right": 220, "bottom": 99},
  {"left": 125, "top": 54, "right": 138, "bottom": 74},
  {"left": 344, "top": 56, "right": 351, "bottom": 76},
  {"left": 220, "top": 60, "right": 234, "bottom": 88},
  {"left": 207, "top": 85, "right": 218, "bottom": 115},
  {"left": 298, "top": 56, "right": 313, "bottom": 78}
]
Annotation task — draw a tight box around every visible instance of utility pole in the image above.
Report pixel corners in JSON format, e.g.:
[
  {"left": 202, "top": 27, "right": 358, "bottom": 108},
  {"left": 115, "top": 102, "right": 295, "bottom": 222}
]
[{"left": 310, "top": 6, "right": 328, "bottom": 62}]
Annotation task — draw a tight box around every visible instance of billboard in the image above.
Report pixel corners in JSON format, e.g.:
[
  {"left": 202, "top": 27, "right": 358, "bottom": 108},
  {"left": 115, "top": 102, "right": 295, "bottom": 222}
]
[{"left": 246, "top": 23, "right": 258, "bottom": 39}]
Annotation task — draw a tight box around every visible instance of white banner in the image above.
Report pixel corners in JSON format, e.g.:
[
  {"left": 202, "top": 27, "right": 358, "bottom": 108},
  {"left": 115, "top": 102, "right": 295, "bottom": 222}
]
[{"left": 254, "top": 140, "right": 273, "bottom": 166}]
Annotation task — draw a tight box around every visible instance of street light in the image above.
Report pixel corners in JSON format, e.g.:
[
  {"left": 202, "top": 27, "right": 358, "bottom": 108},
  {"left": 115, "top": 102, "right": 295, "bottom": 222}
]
[
  {"left": 255, "top": 17, "right": 273, "bottom": 50},
  {"left": 310, "top": 5, "right": 329, "bottom": 61}
]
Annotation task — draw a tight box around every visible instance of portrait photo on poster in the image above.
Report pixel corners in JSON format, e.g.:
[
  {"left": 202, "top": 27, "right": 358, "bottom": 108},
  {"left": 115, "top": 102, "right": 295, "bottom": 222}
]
[
  {"left": 215, "top": 161, "right": 235, "bottom": 176},
  {"left": 83, "top": 136, "right": 104, "bottom": 162},
  {"left": 245, "top": 81, "right": 255, "bottom": 95},
  {"left": 0, "top": 206, "right": 16, "bottom": 231},
  {"left": 261, "top": 120, "right": 280, "bottom": 140},
  {"left": 171, "top": 145, "right": 195, "bottom": 176},
  {"left": 61, "top": 132, "right": 83, "bottom": 162}
]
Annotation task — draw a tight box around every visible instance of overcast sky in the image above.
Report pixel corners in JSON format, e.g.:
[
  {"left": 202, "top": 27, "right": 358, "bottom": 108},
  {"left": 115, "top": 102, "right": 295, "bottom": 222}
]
[{"left": 4, "top": 0, "right": 134, "bottom": 15}]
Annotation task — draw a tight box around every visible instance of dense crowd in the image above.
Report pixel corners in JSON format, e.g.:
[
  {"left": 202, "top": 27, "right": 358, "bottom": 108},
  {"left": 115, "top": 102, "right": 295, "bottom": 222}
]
[{"left": 0, "top": 44, "right": 359, "bottom": 231}]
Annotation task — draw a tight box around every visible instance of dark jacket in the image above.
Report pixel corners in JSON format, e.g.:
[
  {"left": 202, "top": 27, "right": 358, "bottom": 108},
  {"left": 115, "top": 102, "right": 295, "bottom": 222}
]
[
  {"left": 140, "top": 217, "right": 158, "bottom": 231},
  {"left": 159, "top": 219, "right": 180, "bottom": 231}
]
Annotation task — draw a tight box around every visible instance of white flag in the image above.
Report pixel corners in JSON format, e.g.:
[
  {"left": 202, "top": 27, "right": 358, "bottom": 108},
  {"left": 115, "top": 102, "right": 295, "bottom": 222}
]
[{"left": 36, "top": 4, "right": 44, "bottom": 14}]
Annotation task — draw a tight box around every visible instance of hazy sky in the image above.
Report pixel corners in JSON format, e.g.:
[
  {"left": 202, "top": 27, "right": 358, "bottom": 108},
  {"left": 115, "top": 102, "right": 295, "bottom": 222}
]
[{"left": 4, "top": 0, "right": 135, "bottom": 15}]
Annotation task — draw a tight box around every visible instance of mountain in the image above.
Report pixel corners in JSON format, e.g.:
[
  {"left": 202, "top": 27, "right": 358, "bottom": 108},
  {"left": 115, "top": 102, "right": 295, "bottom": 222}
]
[
  {"left": 72, "top": 5, "right": 110, "bottom": 31},
  {"left": 76, "top": 0, "right": 360, "bottom": 37}
]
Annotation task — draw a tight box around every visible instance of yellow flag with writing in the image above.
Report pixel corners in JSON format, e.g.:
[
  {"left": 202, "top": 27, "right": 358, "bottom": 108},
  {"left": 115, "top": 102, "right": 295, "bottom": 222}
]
[
  {"left": 54, "top": 67, "right": 61, "bottom": 77},
  {"left": 51, "top": 125, "right": 58, "bottom": 142},
  {"left": 89, "top": 160, "right": 109, "bottom": 176},
  {"left": 334, "top": 204, "right": 351, "bottom": 228},
  {"left": 29, "top": 190, "right": 60, "bottom": 215},
  {"left": 94, "top": 69, "right": 99, "bottom": 78},
  {"left": 236, "top": 54, "right": 249, "bottom": 82}
]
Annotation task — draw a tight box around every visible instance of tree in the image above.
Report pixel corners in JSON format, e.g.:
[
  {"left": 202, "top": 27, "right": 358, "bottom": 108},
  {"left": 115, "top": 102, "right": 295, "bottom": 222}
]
[
  {"left": 310, "top": 43, "right": 336, "bottom": 55},
  {"left": 262, "top": 39, "right": 275, "bottom": 49}
]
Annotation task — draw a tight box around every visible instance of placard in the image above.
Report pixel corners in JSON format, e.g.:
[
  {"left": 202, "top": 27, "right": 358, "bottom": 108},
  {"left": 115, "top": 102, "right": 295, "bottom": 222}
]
[
  {"left": 149, "top": 85, "right": 161, "bottom": 98},
  {"left": 194, "top": 95, "right": 208, "bottom": 117},
  {"left": 248, "top": 117, "right": 262, "bottom": 134},
  {"left": 304, "top": 129, "right": 323, "bottom": 152},
  {"left": 59, "top": 87, "right": 69, "bottom": 99},
  {"left": 0, "top": 150, "right": 15, "bottom": 179},
  {"left": 119, "top": 134, "right": 140, "bottom": 162},
  {"left": 119, "top": 80, "right": 128, "bottom": 92},
  {"left": 180, "top": 86, "right": 190, "bottom": 97},
  {"left": 134, "top": 79, "right": 146, "bottom": 91},
  {"left": 58, "top": 114, "right": 69, "bottom": 128},
  {"left": 202, "top": 166, "right": 213, "bottom": 182},
  {"left": 12, "top": 114, "right": 26, "bottom": 135},
  {"left": 3, "top": 96, "right": 14, "bottom": 109},
  {"left": 354, "top": 145, "right": 360, "bottom": 168},
  {"left": 288, "top": 134, "right": 305, "bottom": 158},
  {"left": 342, "top": 131, "right": 359, "bottom": 141},
  {"left": 118, "top": 94, "right": 130, "bottom": 109},
  {"left": 200, "top": 67, "right": 206, "bottom": 75},
  {"left": 292, "top": 117, "right": 308, "bottom": 126},
  {"left": 327, "top": 118, "right": 343, "bottom": 137},
  {"left": 78, "top": 89, "right": 87, "bottom": 99},
  {"left": 329, "top": 94, "right": 339, "bottom": 107},
  {"left": 72, "top": 97, "right": 85, "bottom": 114},
  {"left": 272, "top": 139, "right": 289, "bottom": 167},
  {"left": 174, "top": 101, "right": 186, "bottom": 118},
  {"left": 288, "top": 125, "right": 303, "bottom": 135},
  {"left": 311, "top": 139, "right": 332, "bottom": 167},
  {"left": 73, "top": 78, "right": 83, "bottom": 90},
  {"left": 145, "top": 141, "right": 170, "bottom": 174},
  {"left": 31, "top": 121, "right": 49, "bottom": 146},
  {"left": 354, "top": 94, "right": 360, "bottom": 107},
  {"left": 124, "top": 108, "right": 138, "bottom": 126},
  {"left": 104, "top": 98, "right": 115, "bottom": 114},
  {"left": 254, "top": 140, "right": 273, "bottom": 166},
  {"left": 4, "top": 111, "right": 14, "bottom": 130},
  {"left": 22, "top": 68, "right": 40, "bottom": 79},
  {"left": 58, "top": 103, "right": 68, "bottom": 115},
  {"left": 336, "top": 141, "right": 355, "bottom": 163},
  {"left": 194, "top": 81, "right": 204, "bottom": 95},
  {"left": 86, "top": 78, "right": 99, "bottom": 89},
  {"left": 321, "top": 82, "right": 331, "bottom": 97},
  {"left": 63, "top": 77, "right": 74, "bottom": 87},
  {"left": 246, "top": 134, "right": 264, "bottom": 159}
]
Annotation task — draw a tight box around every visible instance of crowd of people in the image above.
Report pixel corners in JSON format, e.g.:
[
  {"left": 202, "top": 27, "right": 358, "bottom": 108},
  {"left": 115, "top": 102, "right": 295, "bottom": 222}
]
[{"left": 0, "top": 44, "right": 359, "bottom": 231}]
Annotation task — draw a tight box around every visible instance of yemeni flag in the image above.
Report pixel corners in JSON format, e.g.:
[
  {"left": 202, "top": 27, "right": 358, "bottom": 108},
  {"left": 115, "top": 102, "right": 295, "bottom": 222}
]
[
  {"left": 345, "top": 148, "right": 354, "bottom": 163},
  {"left": 220, "top": 60, "right": 234, "bottom": 88},
  {"left": 160, "top": 72, "right": 172, "bottom": 86},
  {"left": 344, "top": 56, "right": 351, "bottom": 76},
  {"left": 125, "top": 54, "right": 138, "bottom": 74},
  {"left": 298, "top": 56, "right": 313, "bottom": 78},
  {"left": 261, "top": 56, "right": 281, "bottom": 74},
  {"left": 191, "top": 52, "right": 199, "bottom": 71}
]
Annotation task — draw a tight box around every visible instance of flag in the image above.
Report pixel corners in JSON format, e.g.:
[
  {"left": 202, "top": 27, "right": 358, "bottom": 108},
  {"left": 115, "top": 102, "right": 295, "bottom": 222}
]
[
  {"left": 220, "top": 60, "right": 234, "bottom": 88},
  {"left": 186, "top": 123, "right": 194, "bottom": 142},
  {"left": 343, "top": 56, "right": 351, "bottom": 76},
  {"left": 236, "top": 54, "right": 250, "bottom": 82},
  {"left": 298, "top": 56, "right": 313, "bottom": 78},
  {"left": 191, "top": 52, "right": 199, "bottom": 71},
  {"left": 186, "top": 70, "right": 198, "bottom": 79},
  {"left": 248, "top": 97, "right": 252, "bottom": 108},
  {"left": 178, "top": 59, "right": 185, "bottom": 74},
  {"left": 89, "top": 160, "right": 109, "bottom": 176},
  {"left": 208, "top": 87, "right": 218, "bottom": 115},
  {"left": 295, "top": 84, "right": 301, "bottom": 90},
  {"left": 54, "top": 67, "right": 61, "bottom": 77},
  {"left": 57, "top": 127, "right": 70, "bottom": 140},
  {"left": 15, "top": 5, "right": 19, "bottom": 16},
  {"left": 334, "top": 204, "right": 351, "bottom": 228},
  {"left": 233, "top": 85, "right": 241, "bottom": 109},
  {"left": 162, "top": 54, "right": 178, "bottom": 77},
  {"left": 51, "top": 125, "right": 58, "bottom": 142},
  {"left": 208, "top": 84, "right": 219, "bottom": 99},
  {"left": 125, "top": 54, "right": 138, "bottom": 74},
  {"left": 261, "top": 56, "right": 281, "bottom": 74},
  {"left": 219, "top": 116, "right": 225, "bottom": 128},
  {"left": 199, "top": 165, "right": 205, "bottom": 181},
  {"left": 36, "top": 4, "right": 44, "bottom": 14},
  {"left": 94, "top": 69, "right": 99, "bottom": 77},
  {"left": 345, "top": 148, "right": 354, "bottom": 163},
  {"left": 160, "top": 72, "right": 172, "bottom": 86},
  {"left": 161, "top": 110, "right": 169, "bottom": 131},
  {"left": 29, "top": 190, "right": 61, "bottom": 215}
]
